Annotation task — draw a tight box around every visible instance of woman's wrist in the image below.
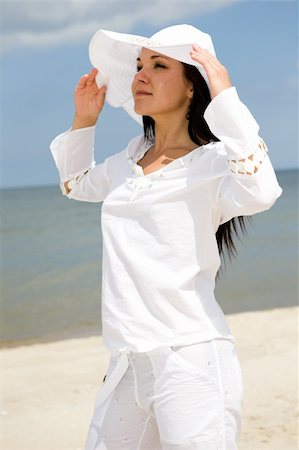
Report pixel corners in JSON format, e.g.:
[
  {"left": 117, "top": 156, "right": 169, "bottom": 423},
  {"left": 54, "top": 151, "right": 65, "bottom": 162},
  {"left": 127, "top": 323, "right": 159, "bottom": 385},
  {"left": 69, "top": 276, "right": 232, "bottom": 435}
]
[{"left": 72, "top": 114, "right": 98, "bottom": 130}]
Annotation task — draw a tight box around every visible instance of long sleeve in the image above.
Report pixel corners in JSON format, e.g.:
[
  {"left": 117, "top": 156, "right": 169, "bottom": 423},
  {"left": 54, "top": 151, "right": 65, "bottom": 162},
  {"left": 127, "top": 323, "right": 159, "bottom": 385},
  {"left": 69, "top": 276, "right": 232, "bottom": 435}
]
[
  {"left": 50, "top": 126, "right": 110, "bottom": 202},
  {"left": 203, "top": 87, "right": 283, "bottom": 225}
]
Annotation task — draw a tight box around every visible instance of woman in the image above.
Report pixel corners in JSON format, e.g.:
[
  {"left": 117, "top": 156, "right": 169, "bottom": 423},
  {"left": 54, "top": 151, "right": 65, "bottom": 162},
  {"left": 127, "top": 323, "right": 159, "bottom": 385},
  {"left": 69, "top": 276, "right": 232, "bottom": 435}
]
[{"left": 50, "top": 25, "right": 282, "bottom": 450}]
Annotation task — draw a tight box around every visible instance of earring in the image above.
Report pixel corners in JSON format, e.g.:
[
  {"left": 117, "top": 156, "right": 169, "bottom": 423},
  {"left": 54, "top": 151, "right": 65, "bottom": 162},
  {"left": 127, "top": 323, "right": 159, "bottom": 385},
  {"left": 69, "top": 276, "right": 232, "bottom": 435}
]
[{"left": 186, "top": 97, "right": 192, "bottom": 120}]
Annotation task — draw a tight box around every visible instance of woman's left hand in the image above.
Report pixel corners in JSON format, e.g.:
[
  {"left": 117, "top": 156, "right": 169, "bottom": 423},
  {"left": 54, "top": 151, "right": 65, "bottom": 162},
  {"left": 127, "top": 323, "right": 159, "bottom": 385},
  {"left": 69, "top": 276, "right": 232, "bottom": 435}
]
[{"left": 190, "top": 44, "right": 232, "bottom": 99}]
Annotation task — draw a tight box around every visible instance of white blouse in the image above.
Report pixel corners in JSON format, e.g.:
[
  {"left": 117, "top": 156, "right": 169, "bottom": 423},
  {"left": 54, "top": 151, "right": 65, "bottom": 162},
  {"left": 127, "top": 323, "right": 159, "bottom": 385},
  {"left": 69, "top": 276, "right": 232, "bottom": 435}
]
[{"left": 50, "top": 87, "right": 282, "bottom": 357}]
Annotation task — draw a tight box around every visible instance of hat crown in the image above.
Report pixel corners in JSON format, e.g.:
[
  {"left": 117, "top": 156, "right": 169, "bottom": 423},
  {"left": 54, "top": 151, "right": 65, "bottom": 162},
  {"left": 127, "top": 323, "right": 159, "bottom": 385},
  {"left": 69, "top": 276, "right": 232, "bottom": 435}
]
[{"left": 150, "top": 24, "right": 213, "bottom": 50}]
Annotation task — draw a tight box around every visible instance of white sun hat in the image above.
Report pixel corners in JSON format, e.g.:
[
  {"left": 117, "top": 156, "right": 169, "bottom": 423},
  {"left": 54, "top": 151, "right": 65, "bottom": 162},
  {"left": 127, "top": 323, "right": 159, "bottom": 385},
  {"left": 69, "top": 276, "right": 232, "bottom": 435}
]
[{"left": 89, "top": 24, "right": 216, "bottom": 125}]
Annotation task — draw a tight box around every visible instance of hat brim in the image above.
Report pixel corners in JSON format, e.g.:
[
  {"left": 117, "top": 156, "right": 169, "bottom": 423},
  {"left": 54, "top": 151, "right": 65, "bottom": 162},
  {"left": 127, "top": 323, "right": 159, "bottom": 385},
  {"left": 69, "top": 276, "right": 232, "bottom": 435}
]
[{"left": 89, "top": 29, "right": 215, "bottom": 126}]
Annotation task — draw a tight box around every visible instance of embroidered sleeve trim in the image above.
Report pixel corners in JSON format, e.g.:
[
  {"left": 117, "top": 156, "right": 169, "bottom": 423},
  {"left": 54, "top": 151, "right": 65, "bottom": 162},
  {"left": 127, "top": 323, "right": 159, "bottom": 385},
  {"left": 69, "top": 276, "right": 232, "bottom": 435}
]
[
  {"left": 227, "top": 139, "right": 268, "bottom": 175},
  {"left": 60, "top": 168, "right": 92, "bottom": 195}
]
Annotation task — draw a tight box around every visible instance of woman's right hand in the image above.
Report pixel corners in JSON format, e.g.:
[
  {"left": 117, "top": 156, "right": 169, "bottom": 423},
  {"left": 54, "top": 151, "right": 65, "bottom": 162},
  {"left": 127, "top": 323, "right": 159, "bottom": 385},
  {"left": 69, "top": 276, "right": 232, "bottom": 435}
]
[{"left": 72, "top": 68, "right": 107, "bottom": 130}]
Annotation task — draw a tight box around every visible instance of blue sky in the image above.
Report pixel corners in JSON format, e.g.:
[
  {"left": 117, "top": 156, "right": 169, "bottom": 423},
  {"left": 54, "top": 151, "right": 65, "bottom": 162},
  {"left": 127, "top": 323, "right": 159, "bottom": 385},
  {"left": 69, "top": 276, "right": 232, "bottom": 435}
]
[{"left": 1, "top": 0, "right": 298, "bottom": 189}]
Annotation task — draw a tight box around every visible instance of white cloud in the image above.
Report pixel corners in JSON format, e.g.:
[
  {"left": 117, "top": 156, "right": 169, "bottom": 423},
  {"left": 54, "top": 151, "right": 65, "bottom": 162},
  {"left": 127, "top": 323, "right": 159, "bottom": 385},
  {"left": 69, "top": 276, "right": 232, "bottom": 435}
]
[{"left": 1, "top": 0, "right": 238, "bottom": 54}]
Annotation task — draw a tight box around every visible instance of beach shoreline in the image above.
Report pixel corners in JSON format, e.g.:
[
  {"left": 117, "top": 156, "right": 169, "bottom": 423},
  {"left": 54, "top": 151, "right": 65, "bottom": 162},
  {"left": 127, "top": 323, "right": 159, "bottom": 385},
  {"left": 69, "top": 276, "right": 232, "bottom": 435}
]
[{"left": 1, "top": 306, "right": 298, "bottom": 450}]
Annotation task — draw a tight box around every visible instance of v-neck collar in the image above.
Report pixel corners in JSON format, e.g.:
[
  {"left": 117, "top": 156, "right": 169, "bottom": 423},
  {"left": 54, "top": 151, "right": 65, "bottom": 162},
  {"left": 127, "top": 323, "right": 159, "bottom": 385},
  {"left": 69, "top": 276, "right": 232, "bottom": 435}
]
[{"left": 128, "top": 140, "right": 207, "bottom": 178}]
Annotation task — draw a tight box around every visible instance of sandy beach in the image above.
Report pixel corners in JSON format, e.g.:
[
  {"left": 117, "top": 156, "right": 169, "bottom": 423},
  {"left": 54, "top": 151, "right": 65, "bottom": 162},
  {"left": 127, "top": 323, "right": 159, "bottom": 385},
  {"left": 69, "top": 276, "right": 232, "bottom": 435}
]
[{"left": 1, "top": 306, "right": 297, "bottom": 450}]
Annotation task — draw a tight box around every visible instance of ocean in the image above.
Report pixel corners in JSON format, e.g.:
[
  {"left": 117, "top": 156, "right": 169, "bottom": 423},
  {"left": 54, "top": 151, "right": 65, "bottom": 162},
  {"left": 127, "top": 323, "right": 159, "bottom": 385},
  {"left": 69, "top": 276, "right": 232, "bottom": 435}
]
[{"left": 0, "top": 169, "right": 297, "bottom": 347}]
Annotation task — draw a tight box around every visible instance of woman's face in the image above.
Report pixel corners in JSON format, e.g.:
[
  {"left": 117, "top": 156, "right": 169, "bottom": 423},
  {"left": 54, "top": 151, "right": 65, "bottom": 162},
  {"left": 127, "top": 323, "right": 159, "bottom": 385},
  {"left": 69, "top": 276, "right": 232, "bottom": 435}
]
[{"left": 131, "top": 48, "right": 193, "bottom": 120}]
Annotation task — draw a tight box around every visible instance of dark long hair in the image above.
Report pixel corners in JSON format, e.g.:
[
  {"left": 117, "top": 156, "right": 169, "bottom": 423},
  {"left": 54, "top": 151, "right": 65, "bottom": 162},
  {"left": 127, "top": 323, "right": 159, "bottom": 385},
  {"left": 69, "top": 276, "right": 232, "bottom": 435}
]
[{"left": 142, "top": 62, "right": 250, "bottom": 267}]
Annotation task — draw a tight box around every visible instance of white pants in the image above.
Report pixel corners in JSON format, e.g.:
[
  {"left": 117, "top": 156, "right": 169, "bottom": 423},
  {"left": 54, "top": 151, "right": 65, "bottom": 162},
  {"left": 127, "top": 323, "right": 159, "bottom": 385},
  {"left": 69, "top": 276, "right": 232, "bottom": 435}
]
[{"left": 85, "top": 339, "right": 244, "bottom": 450}]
